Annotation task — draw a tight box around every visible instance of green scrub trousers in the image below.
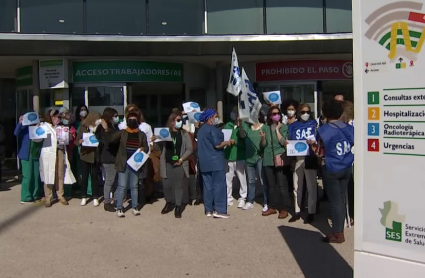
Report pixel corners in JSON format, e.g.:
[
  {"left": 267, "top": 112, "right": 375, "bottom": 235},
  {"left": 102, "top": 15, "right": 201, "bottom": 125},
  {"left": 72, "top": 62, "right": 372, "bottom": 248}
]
[{"left": 21, "top": 158, "right": 42, "bottom": 202}]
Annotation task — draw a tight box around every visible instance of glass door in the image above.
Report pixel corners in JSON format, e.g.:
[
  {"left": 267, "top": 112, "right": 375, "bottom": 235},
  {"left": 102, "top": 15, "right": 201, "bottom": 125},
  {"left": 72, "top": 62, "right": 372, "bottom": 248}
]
[{"left": 16, "top": 89, "right": 33, "bottom": 118}]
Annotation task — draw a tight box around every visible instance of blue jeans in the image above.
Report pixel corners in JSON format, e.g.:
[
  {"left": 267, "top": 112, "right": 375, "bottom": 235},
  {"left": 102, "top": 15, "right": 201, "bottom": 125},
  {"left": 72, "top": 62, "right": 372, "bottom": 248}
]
[
  {"left": 323, "top": 166, "right": 352, "bottom": 233},
  {"left": 246, "top": 158, "right": 267, "bottom": 204},
  {"left": 202, "top": 170, "right": 227, "bottom": 214},
  {"left": 116, "top": 165, "right": 139, "bottom": 210}
]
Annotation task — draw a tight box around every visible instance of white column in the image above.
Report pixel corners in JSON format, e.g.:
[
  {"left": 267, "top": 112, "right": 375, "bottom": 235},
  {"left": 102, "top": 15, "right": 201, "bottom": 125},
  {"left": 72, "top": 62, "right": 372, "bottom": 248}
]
[
  {"left": 215, "top": 62, "right": 223, "bottom": 121},
  {"left": 32, "top": 60, "right": 40, "bottom": 112}
]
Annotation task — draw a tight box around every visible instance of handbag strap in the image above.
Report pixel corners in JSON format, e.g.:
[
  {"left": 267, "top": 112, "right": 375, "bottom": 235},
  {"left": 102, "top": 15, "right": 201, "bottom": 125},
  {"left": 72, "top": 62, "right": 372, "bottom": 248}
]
[
  {"left": 269, "top": 125, "right": 276, "bottom": 158},
  {"left": 330, "top": 122, "right": 354, "bottom": 145}
]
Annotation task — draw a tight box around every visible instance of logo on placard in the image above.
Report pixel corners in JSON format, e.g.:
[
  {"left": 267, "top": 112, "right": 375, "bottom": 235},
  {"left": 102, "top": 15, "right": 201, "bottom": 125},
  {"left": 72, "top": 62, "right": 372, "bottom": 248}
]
[
  {"left": 27, "top": 113, "right": 38, "bottom": 122},
  {"left": 35, "top": 127, "right": 45, "bottom": 136},
  {"left": 159, "top": 129, "right": 169, "bottom": 138},
  {"left": 89, "top": 135, "right": 98, "bottom": 144},
  {"left": 194, "top": 112, "right": 202, "bottom": 121},
  {"left": 365, "top": 2, "right": 425, "bottom": 64},
  {"left": 380, "top": 201, "right": 406, "bottom": 242},
  {"left": 268, "top": 93, "right": 280, "bottom": 103},
  {"left": 134, "top": 152, "right": 144, "bottom": 162},
  {"left": 294, "top": 142, "right": 308, "bottom": 153},
  {"left": 190, "top": 103, "right": 199, "bottom": 108}
]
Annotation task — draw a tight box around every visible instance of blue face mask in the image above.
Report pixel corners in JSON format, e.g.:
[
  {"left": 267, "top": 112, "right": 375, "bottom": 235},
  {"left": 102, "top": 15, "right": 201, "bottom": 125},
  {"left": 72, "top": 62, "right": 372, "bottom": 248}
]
[
  {"left": 175, "top": 120, "right": 183, "bottom": 129},
  {"left": 62, "top": 119, "right": 69, "bottom": 125},
  {"left": 113, "top": 116, "right": 120, "bottom": 124},
  {"left": 214, "top": 118, "right": 219, "bottom": 125}
]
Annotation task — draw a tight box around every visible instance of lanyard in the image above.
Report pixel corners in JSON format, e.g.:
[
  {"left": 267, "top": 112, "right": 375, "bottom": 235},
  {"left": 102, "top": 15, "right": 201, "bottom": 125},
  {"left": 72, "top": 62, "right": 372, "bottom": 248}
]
[{"left": 171, "top": 135, "right": 179, "bottom": 161}]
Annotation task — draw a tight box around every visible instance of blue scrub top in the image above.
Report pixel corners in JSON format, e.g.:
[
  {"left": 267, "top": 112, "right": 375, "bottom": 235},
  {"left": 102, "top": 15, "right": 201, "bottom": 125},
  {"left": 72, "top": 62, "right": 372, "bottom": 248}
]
[{"left": 197, "top": 124, "right": 225, "bottom": 173}]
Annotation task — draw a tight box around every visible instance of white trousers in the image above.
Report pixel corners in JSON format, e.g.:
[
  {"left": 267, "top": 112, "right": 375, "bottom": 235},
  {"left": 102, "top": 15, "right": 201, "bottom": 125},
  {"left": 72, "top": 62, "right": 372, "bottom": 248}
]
[
  {"left": 293, "top": 158, "right": 317, "bottom": 214},
  {"left": 226, "top": 161, "right": 248, "bottom": 203}
]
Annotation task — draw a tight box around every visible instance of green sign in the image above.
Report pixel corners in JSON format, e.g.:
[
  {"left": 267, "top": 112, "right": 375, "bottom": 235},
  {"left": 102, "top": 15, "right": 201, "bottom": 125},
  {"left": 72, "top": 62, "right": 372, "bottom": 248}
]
[
  {"left": 15, "top": 66, "right": 33, "bottom": 87},
  {"left": 72, "top": 61, "right": 184, "bottom": 83}
]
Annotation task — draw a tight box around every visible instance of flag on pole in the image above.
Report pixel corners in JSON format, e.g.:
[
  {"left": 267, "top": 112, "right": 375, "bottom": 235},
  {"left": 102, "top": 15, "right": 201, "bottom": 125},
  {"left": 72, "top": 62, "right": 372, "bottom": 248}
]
[
  {"left": 239, "top": 68, "right": 262, "bottom": 124},
  {"left": 226, "top": 48, "right": 242, "bottom": 96}
]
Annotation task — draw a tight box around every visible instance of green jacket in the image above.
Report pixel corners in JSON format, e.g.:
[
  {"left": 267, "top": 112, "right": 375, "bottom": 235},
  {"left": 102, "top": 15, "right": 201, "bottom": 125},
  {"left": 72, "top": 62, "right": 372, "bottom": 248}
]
[
  {"left": 224, "top": 122, "right": 246, "bottom": 161},
  {"left": 261, "top": 123, "right": 289, "bottom": 167},
  {"left": 240, "top": 121, "right": 263, "bottom": 166}
]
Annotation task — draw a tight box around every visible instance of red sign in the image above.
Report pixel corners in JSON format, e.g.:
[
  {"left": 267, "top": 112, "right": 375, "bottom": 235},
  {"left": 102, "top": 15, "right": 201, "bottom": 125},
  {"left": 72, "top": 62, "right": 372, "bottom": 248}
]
[
  {"left": 367, "top": 139, "right": 380, "bottom": 152},
  {"left": 256, "top": 60, "right": 353, "bottom": 81}
]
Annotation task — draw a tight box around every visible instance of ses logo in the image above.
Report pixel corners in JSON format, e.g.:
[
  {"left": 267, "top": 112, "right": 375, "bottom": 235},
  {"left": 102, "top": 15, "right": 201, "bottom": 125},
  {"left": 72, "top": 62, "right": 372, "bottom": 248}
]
[
  {"left": 365, "top": 2, "right": 425, "bottom": 62},
  {"left": 379, "top": 201, "right": 406, "bottom": 242}
]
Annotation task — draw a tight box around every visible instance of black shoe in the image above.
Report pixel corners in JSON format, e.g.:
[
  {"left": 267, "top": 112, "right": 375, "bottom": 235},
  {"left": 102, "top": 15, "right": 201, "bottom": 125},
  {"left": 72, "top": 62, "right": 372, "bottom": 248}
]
[
  {"left": 289, "top": 213, "right": 301, "bottom": 223},
  {"left": 304, "top": 214, "right": 315, "bottom": 224},
  {"left": 188, "top": 199, "right": 194, "bottom": 206},
  {"left": 104, "top": 203, "right": 116, "bottom": 212},
  {"left": 194, "top": 199, "right": 202, "bottom": 206},
  {"left": 175, "top": 206, "right": 182, "bottom": 218},
  {"left": 161, "top": 202, "right": 175, "bottom": 214}
]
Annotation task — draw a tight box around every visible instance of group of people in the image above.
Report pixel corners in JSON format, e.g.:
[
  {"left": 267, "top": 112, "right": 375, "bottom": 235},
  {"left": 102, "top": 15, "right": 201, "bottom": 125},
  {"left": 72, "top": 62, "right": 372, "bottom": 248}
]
[{"left": 13, "top": 92, "right": 354, "bottom": 244}]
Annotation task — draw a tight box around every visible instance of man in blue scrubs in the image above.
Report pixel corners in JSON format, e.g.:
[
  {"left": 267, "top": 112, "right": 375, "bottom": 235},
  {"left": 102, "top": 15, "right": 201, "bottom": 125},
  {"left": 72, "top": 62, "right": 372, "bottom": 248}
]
[{"left": 197, "top": 109, "right": 231, "bottom": 219}]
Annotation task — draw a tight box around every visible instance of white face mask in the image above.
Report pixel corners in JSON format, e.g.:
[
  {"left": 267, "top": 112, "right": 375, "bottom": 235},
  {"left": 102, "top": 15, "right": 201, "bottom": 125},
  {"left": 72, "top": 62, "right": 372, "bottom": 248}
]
[
  {"left": 95, "top": 119, "right": 101, "bottom": 126},
  {"left": 214, "top": 118, "right": 219, "bottom": 125},
  {"left": 287, "top": 110, "right": 295, "bottom": 117},
  {"left": 80, "top": 110, "right": 87, "bottom": 117},
  {"left": 300, "top": 113, "right": 310, "bottom": 121}
]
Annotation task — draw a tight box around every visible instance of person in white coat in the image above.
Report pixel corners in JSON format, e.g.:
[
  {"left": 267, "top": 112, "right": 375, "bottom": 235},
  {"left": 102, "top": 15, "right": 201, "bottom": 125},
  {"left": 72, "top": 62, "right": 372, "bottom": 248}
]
[{"left": 38, "top": 109, "right": 76, "bottom": 207}]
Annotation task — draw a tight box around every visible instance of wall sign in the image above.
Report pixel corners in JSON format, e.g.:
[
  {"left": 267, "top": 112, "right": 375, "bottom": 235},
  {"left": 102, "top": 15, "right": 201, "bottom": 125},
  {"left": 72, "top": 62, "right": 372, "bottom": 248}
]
[
  {"left": 72, "top": 61, "right": 184, "bottom": 83},
  {"left": 39, "top": 59, "right": 67, "bottom": 89},
  {"left": 15, "top": 66, "right": 33, "bottom": 87},
  {"left": 256, "top": 60, "right": 353, "bottom": 81}
]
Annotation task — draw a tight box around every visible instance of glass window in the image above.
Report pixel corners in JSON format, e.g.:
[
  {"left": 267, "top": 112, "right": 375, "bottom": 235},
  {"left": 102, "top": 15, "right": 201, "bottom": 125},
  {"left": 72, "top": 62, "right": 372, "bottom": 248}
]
[
  {"left": 188, "top": 88, "right": 207, "bottom": 109},
  {"left": 20, "top": 0, "right": 84, "bottom": 34},
  {"left": 148, "top": 0, "right": 204, "bottom": 35},
  {"left": 70, "top": 86, "right": 85, "bottom": 109},
  {"left": 88, "top": 86, "right": 124, "bottom": 114},
  {"left": 266, "top": 0, "right": 323, "bottom": 34},
  {"left": 0, "top": 0, "right": 16, "bottom": 32},
  {"left": 325, "top": 0, "right": 352, "bottom": 33},
  {"left": 39, "top": 89, "right": 54, "bottom": 114},
  {"left": 207, "top": 0, "right": 263, "bottom": 34},
  {"left": 86, "top": 0, "right": 146, "bottom": 35}
]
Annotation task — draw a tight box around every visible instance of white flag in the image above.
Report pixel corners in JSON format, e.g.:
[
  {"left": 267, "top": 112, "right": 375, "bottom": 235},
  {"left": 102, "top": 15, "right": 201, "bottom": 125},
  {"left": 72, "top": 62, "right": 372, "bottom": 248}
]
[
  {"left": 239, "top": 68, "right": 261, "bottom": 124},
  {"left": 226, "top": 48, "right": 242, "bottom": 96}
]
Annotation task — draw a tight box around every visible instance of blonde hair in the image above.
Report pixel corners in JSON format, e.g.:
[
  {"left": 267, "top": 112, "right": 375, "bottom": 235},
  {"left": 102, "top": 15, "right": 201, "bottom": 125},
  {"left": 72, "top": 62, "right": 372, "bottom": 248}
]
[
  {"left": 340, "top": 101, "right": 354, "bottom": 123},
  {"left": 81, "top": 112, "right": 101, "bottom": 127},
  {"left": 297, "top": 103, "right": 311, "bottom": 118}
]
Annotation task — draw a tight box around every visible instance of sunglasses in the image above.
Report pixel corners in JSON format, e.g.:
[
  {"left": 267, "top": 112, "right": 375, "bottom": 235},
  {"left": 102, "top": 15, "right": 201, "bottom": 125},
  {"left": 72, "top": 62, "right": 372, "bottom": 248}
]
[
  {"left": 301, "top": 111, "right": 311, "bottom": 115},
  {"left": 176, "top": 119, "right": 182, "bottom": 122},
  {"left": 271, "top": 112, "right": 280, "bottom": 116}
]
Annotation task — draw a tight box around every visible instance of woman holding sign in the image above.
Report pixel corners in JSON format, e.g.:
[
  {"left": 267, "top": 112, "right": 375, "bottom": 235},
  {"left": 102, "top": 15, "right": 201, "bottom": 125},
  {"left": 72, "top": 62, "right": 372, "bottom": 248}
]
[
  {"left": 75, "top": 112, "right": 102, "bottom": 207},
  {"left": 39, "top": 109, "right": 76, "bottom": 207},
  {"left": 287, "top": 104, "right": 318, "bottom": 224},
  {"left": 308, "top": 100, "right": 354, "bottom": 243},
  {"left": 152, "top": 112, "right": 193, "bottom": 218},
  {"left": 261, "top": 106, "right": 292, "bottom": 219},
  {"left": 102, "top": 109, "right": 149, "bottom": 218}
]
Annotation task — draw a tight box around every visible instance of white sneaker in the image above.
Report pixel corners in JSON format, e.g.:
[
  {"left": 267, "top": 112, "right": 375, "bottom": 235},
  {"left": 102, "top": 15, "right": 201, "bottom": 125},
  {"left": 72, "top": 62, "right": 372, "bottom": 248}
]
[
  {"left": 132, "top": 208, "right": 141, "bottom": 216},
  {"left": 243, "top": 202, "right": 254, "bottom": 210},
  {"left": 80, "top": 198, "right": 88, "bottom": 206},
  {"left": 262, "top": 204, "right": 269, "bottom": 213},
  {"left": 116, "top": 210, "right": 125, "bottom": 218},
  {"left": 237, "top": 199, "right": 246, "bottom": 208},
  {"left": 20, "top": 201, "right": 33, "bottom": 204},
  {"left": 228, "top": 201, "right": 234, "bottom": 207},
  {"left": 93, "top": 199, "right": 100, "bottom": 207},
  {"left": 206, "top": 212, "right": 213, "bottom": 217},
  {"left": 213, "top": 212, "right": 230, "bottom": 219}
]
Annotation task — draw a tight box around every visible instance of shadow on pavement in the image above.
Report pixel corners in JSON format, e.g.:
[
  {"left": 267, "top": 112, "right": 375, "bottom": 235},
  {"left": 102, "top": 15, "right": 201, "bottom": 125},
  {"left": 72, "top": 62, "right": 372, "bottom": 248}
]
[
  {"left": 0, "top": 203, "right": 44, "bottom": 235},
  {"left": 278, "top": 225, "right": 353, "bottom": 278}
]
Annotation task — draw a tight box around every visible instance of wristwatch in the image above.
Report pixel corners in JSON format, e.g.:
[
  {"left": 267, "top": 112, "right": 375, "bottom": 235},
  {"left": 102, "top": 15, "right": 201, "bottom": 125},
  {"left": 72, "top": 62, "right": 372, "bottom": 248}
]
[{"left": 179, "top": 158, "right": 183, "bottom": 163}]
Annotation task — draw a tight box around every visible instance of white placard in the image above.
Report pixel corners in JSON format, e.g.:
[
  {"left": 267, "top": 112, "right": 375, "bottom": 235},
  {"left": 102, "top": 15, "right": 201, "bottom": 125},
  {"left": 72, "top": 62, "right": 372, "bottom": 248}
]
[
  {"left": 22, "top": 112, "right": 40, "bottom": 126},
  {"left": 55, "top": 126, "right": 69, "bottom": 145},
  {"left": 39, "top": 59, "right": 68, "bottom": 89},
  {"left": 29, "top": 125, "right": 47, "bottom": 139},
  {"left": 222, "top": 129, "right": 232, "bottom": 141},
  {"left": 262, "top": 91, "right": 282, "bottom": 105},
  {"left": 82, "top": 133, "right": 99, "bottom": 147},
  {"left": 353, "top": 1, "right": 425, "bottom": 276},
  {"left": 182, "top": 102, "right": 201, "bottom": 113},
  {"left": 286, "top": 140, "right": 309, "bottom": 156},
  {"left": 127, "top": 150, "right": 149, "bottom": 171},
  {"left": 154, "top": 127, "right": 172, "bottom": 142},
  {"left": 305, "top": 134, "right": 316, "bottom": 143},
  {"left": 187, "top": 111, "right": 203, "bottom": 123}
]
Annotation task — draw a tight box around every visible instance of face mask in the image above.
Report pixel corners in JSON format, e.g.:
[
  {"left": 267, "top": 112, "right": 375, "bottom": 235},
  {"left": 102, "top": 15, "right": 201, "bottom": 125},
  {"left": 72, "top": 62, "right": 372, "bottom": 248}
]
[
  {"left": 62, "top": 119, "right": 69, "bottom": 125},
  {"left": 230, "top": 112, "right": 237, "bottom": 121},
  {"left": 128, "top": 119, "right": 138, "bottom": 129},
  {"left": 287, "top": 110, "right": 295, "bottom": 117},
  {"left": 53, "top": 118, "right": 60, "bottom": 126},
  {"left": 113, "top": 116, "right": 120, "bottom": 124},
  {"left": 80, "top": 110, "right": 87, "bottom": 117},
  {"left": 175, "top": 120, "right": 183, "bottom": 129},
  {"left": 271, "top": 114, "right": 281, "bottom": 122},
  {"left": 95, "top": 119, "right": 101, "bottom": 126},
  {"left": 214, "top": 118, "right": 219, "bottom": 125},
  {"left": 300, "top": 113, "right": 310, "bottom": 121}
]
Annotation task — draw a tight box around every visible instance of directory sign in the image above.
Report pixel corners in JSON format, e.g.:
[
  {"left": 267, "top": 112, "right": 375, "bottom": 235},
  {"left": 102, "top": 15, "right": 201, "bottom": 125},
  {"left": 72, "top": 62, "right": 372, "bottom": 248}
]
[{"left": 353, "top": 1, "right": 425, "bottom": 276}]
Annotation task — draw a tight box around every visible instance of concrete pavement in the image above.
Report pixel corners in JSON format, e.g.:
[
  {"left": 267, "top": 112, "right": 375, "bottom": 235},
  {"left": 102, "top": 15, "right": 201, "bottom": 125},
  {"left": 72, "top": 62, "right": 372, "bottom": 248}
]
[{"left": 0, "top": 182, "right": 353, "bottom": 278}]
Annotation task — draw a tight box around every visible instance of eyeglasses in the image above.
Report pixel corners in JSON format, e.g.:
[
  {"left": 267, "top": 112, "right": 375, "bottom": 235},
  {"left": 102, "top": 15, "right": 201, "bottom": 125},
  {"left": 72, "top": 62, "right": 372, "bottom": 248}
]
[{"left": 301, "top": 111, "right": 311, "bottom": 115}]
